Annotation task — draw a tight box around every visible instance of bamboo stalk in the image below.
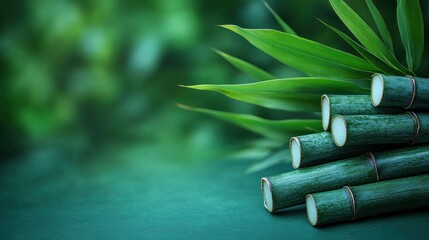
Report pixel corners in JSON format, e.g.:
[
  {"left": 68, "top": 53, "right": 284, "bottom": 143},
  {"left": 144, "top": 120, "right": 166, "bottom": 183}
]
[
  {"left": 330, "top": 113, "right": 429, "bottom": 147},
  {"left": 371, "top": 73, "right": 429, "bottom": 110},
  {"left": 261, "top": 145, "right": 429, "bottom": 213},
  {"left": 321, "top": 94, "right": 402, "bottom": 131},
  {"left": 290, "top": 132, "right": 387, "bottom": 168},
  {"left": 306, "top": 174, "right": 429, "bottom": 226}
]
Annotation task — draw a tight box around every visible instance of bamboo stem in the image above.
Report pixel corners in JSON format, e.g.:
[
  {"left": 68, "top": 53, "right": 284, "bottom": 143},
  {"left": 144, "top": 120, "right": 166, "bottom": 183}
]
[
  {"left": 290, "top": 132, "right": 387, "bottom": 168},
  {"left": 321, "top": 94, "right": 402, "bottom": 131},
  {"left": 262, "top": 145, "right": 429, "bottom": 212},
  {"left": 371, "top": 73, "right": 429, "bottom": 110},
  {"left": 306, "top": 174, "right": 429, "bottom": 226},
  {"left": 331, "top": 113, "right": 429, "bottom": 147}
]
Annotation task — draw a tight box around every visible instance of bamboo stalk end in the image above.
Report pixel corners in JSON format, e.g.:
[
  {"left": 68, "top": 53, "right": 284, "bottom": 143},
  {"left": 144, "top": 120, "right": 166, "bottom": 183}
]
[{"left": 261, "top": 177, "right": 274, "bottom": 213}]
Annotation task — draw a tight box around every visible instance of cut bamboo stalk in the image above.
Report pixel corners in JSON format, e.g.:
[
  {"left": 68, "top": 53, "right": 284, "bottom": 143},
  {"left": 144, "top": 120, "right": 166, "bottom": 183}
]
[
  {"left": 371, "top": 73, "right": 429, "bottom": 110},
  {"left": 330, "top": 113, "right": 429, "bottom": 147},
  {"left": 321, "top": 95, "right": 402, "bottom": 131},
  {"left": 262, "top": 145, "right": 429, "bottom": 213},
  {"left": 290, "top": 132, "right": 387, "bottom": 168},
  {"left": 306, "top": 174, "right": 429, "bottom": 226}
]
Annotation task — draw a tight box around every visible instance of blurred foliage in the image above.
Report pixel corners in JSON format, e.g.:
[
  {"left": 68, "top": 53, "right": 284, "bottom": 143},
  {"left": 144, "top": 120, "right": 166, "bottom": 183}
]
[{"left": 1, "top": 0, "right": 428, "bottom": 165}]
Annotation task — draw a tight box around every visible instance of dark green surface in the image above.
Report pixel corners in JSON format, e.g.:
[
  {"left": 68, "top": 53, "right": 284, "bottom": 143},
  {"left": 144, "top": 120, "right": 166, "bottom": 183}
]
[{"left": 0, "top": 144, "right": 428, "bottom": 240}]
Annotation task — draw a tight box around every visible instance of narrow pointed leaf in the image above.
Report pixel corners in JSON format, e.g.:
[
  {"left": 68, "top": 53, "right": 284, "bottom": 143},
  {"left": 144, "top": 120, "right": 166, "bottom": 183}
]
[
  {"left": 320, "top": 20, "right": 403, "bottom": 75},
  {"left": 246, "top": 148, "right": 290, "bottom": 174},
  {"left": 397, "top": 0, "right": 424, "bottom": 71},
  {"left": 214, "top": 49, "right": 276, "bottom": 81},
  {"left": 365, "top": 0, "right": 394, "bottom": 53},
  {"left": 329, "top": 0, "right": 412, "bottom": 75},
  {"left": 263, "top": 1, "right": 297, "bottom": 35},
  {"left": 221, "top": 25, "right": 377, "bottom": 79},
  {"left": 183, "top": 77, "right": 368, "bottom": 112},
  {"left": 177, "top": 104, "right": 322, "bottom": 140}
]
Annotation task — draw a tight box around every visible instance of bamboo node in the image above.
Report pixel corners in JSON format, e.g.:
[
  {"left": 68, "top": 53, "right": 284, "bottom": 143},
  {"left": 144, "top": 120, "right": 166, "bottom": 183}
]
[
  {"left": 407, "top": 111, "right": 420, "bottom": 145},
  {"left": 405, "top": 75, "right": 417, "bottom": 109},
  {"left": 366, "top": 152, "right": 380, "bottom": 181},
  {"left": 343, "top": 186, "right": 356, "bottom": 221}
]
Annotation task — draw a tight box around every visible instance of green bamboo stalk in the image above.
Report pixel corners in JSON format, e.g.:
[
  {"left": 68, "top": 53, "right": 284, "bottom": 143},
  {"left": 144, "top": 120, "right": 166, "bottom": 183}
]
[
  {"left": 374, "top": 145, "right": 429, "bottom": 180},
  {"left": 262, "top": 144, "right": 429, "bottom": 213},
  {"left": 321, "top": 94, "right": 402, "bottom": 131},
  {"left": 290, "top": 132, "right": 387, "bottom": 168},
  {"left": 330, "top": 113, "right": 429, "bottom": 147},
  {"left": 306, "top": 174, "right": 429, "bottom": 226},
  {"left": 371, "top": 73, "right": 429, "bottom": 110},
  {"left": 261, "top": 154, "right": 377, "bottom": 213}
]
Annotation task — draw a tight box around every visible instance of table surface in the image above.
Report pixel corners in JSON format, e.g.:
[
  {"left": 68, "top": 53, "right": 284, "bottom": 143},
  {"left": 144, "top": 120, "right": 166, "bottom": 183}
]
[{"left": 1, "top": 145, "right": 428, "bottom": 240}]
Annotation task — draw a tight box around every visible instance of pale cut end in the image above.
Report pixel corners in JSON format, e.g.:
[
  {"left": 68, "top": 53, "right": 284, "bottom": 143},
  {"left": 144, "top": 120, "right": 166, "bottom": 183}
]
[
  {"left": 321, "top": 95, "right": 330, "bottom": 131},
  {"left": 306, "top": 194, "right": 318, "bottom": 226},
  {"left": 261, "top": 178, "right": 273, "bottom": 212},
  {"left": 290, "top": 137, "right": 301, "bottom": 169},
  {"left": 371, "top": 74, "right": 384, "bottom": 106},
  {"left": 331, "top": 115, "right": 347, "bottom": 147}
]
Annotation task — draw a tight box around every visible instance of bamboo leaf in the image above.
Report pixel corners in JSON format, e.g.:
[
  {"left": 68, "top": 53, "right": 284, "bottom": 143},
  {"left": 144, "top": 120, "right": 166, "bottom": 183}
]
[
  {"left": 329, "top": 0, "right": 412, "bottom": 75},
  {"left": 177, "top": 104, "right": 322, "bottom": 140},
  {"left": 365, "top": 0, "right": 394, "bottom": 53},
  {"left": 214, "top": 49, "right": 276, "bottom": 81},
  {"left": 397, "top": 0, "right": 424, "bottom": 72},
  {"left": 263, "top": 1, "right": 297, "bottom": 35},
  {"left": 183, "top": 77, "right": 368, "bottom": 112},
  {"left": 246, "top": 148, "right": 290, "bottom": 174},
  {"left": 221, "top": 25, "right": 377, "bottom": 79},
  {"left": 319, "top": 20, "right": 403, "bottom": 75}
]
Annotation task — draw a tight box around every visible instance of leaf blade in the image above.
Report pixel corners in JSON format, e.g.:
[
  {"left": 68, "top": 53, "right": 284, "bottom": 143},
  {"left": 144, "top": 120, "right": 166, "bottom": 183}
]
[
  {"left": 329, "top": 0, "right": 412, "bottom": 75},
  {"left": 183, "top": 77, "right": 368, "bottom": 112},
  {"left": 263, "top": 1, "right": 297, "bottom": 35},
  {"left": 221, "top": 25, "right": 378, "bottom": 79},
  {"left": 214, "top": 49, "right": 276, "bottom": 81},
  {"left": 397, "top": 0, "right": 424, "bottom": 72},
  {"left": 177, "top": 104, "right": 322, "bottom": 141},
  {"left": 319, "top": 19, "right": 403, "bottom": 75},
  {"left": 365, "top": 0, "right": 394, "bottom": 53}
]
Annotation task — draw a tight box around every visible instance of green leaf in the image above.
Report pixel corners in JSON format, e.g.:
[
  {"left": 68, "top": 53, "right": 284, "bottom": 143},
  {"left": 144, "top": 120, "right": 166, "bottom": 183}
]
[
  {"left": 177, "top": 104, "right": 322, "bottom": 140},
  {"left": 365, "top": 0, "right": 394, "bottom": 53},
  {"left": 319, "top": 20, "right": 402, "bottom": 75},
  {"left": 182, "top": 77, "right": 368, "bottom": 112},
  {"left": 221, "top": 25, "right": 377, "bottom": 79},
  {"left": 245, "top": 148, "right": 290, "bottom": 174},
  {"left": 213, "top": 49, "right": 276, "bottom": 81},
  {"left": 263, "top": 1, "right": 297, "bottom": 35},
  {"left": 397, "top": 0, "right": 424, "bottom": 72},
  {"left": 329, "top": 0, "right": 412, "bottom": 75}
]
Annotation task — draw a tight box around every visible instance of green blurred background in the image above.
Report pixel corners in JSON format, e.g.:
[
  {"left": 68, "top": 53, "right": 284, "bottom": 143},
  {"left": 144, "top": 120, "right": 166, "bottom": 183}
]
[{"left": 1, "top": 1, "right": 429, "bottom": 239}]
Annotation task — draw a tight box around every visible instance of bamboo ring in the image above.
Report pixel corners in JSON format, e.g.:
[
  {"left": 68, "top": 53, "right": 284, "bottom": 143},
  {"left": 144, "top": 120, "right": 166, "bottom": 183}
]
[
  {"left": 343, "top": 186, "right": 356, "bottom": 221},
  {"left": 366, "top": 152, "right": 380, "bottom": 182},
  {"left": 405, "top": 75, "right": 417, "bottom": 109},
  {"left": 407, "top": 111, "right": 420, "bottom": 145}
]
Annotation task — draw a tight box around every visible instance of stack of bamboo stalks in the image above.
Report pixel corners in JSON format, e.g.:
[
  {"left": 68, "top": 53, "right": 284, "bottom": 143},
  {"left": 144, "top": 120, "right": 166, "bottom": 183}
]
[{"left": 261, "top": 74, "right": 429, "bottom": 226}]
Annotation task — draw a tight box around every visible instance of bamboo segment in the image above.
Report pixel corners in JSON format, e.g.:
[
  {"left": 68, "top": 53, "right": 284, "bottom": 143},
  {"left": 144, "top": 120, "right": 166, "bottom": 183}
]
[
  {"left": 321, "top": 95, "right": 402, "bottom": 131},
  {"left": 290, "top": 132, "right": 387, "bottom": 168},
  {"left": 306, "top": 174, "right": 429, "bottom": 226},
  {"left": 261, "top": 155, "right": 378, "bottom": 212},
  {"left": 330, "top": 113, "right": 429, "bottom": 147},
  {"left": 374, "top": 145, "right": 429, "bottom": 180},
  {"left": 371, "top": 74, "right": 429, "bottom": 110},
  {"left": 262, "top": 145, "right": 429, "bottom": 213}
]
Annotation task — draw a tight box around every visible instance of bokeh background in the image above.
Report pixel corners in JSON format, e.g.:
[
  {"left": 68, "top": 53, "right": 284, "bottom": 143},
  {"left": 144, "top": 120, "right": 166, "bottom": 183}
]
[{"left": 1, "top": 1, "right": 429, "bottom": 238}]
